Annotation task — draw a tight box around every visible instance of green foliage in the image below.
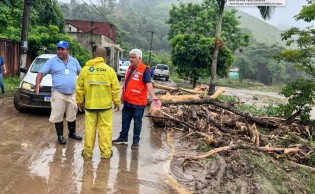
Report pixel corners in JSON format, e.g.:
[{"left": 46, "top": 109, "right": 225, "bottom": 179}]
[
  {"left": 235, "top": 43, "right": 290, "bottom": 85},
  {"left": 218, "top": 94, "right": 238, "bottom": 104},
  {"left": 247, "top": 153, "right": 315, "bottom": 194},
  {"left": 276, "top": 79, "right": 315, "bottom": 123},
  {"left": 0, "top": 0, "right": 91, "bottom": 66},
  {"left": 237, "top": 104, "right": 280, "bottom": 117},
  {"left": 196, "top": 140, "right": 214, "bottom": 153},
  {"left": 3, "top": 76, "right": 21, "bottom": 89},
  {"left": 295, "top": 1, "right": 315, "bottom": 22},
  {"left": 277, "top": 2, "right": 315, "bottom": 122},
  {"left": 142, "top": 51, "right": 172, "bottom": 67},
  {"left": 31, "top": 0, "right": 65, "bottom": 32},
  {"left": 170, "top": 34, "right": 234, "bottom": 87},
  {"left": 219, "top": 94, "right": 280, "bottom": 117},
  {"left": 60, "top": 0, "right": 172, "bottom": 53},
  {"left": 167, "top": 0, "right": 249, "bottom": 52}
]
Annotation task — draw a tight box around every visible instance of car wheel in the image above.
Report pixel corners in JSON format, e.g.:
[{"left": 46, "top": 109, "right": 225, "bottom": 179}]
[
  {"left": 153, "top": 75, "right": 156, "bottom": 80},
  {"left": 13, "top": 90, "right": 28, "bottom": 113},
  {"left": 165, "top": 77, "right": 169, "bottom": 81}
]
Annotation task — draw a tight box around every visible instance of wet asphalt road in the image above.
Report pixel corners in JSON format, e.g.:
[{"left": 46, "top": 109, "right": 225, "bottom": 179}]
[{"left": 0, "top": 87, "right": 177, "bottom": 194}]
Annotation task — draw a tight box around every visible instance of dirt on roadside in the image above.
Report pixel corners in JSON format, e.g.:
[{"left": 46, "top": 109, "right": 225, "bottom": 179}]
[
  {"left": 0, "top": 89, "right": 16, "bottom": 100},
  {"left": 167, "top": 133, "right": 314, "bottom": 194}
]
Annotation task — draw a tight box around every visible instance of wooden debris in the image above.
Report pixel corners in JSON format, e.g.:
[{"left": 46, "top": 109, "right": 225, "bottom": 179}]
[
  {"left": 158, "top": 87, "right": 225, "bottom": 102},
  {"left": 149, "top": 84, "right": 314, "bottom": 169},
  {"left": 188, "top": 144, "right": 304, "bottom": 160},
  {"left": 162, "top": 97, "right": 278, "bottom": 129}
]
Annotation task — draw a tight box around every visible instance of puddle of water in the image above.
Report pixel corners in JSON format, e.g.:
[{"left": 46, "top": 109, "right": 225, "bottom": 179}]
[{"left": 163, "top": 130, "right": 192, "bottom": 194}]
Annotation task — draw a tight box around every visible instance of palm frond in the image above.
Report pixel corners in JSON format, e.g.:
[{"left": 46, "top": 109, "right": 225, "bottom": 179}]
[{"left": 257, "top": 6, "right": 276, "bottom": 20}]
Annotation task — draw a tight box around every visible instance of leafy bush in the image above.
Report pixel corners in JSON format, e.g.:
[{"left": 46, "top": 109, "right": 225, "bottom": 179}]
[{"left": 276, "top": 79, "right": 315, "bottom": 124}]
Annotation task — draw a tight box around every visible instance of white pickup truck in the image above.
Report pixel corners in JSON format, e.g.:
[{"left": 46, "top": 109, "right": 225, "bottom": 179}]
[{"left": 152, "top": 64, "right": 170, "bottom": 81}]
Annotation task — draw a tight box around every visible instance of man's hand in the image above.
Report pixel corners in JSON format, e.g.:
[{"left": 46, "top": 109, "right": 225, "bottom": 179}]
[
  {"left": 114, "top": 104, "right": 120, "bottom": 112},
  {"left": 77, "top": 103, "right": 84, "bottom": 112},
  {"left": 152, "top": 96, "right": 159, "bottom": 101}
]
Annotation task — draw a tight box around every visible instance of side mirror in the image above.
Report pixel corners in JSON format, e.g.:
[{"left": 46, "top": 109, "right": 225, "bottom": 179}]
[{"left": 20, "top": 67, "right": 28, "bottom": 73}]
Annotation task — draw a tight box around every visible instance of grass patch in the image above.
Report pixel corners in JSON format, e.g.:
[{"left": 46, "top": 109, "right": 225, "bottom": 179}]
[
  {"left": 218, "top": 94, "right": 281, "bottom": 117},
  {"left": 196, "top": 141, "right": 214, "bottom": 153},
  {"left": 172, "top": 77, "right": 284, "bottom": 93},
  {"left": 237, "top": 104, "right": 280, "bottom": 117},
  {"left": 1, "top": 76, "right": 21, "bottom": 98},
  {"left": 169, "top": 74, "right": 183, "bottom": 84},
  {"left": 4, "top": 76, "right": 21, "bottom": 89},
  {"left": 216, "top": 79, "right": 284, "bottom": 93},
  {"left": 245, "top": 153, "right": 315, "bottom": 194}
]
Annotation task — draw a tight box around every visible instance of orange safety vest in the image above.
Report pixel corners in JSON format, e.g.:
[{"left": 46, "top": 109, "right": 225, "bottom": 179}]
[{"left": 123, "top": 63, "right": 148, "bottom": 106}]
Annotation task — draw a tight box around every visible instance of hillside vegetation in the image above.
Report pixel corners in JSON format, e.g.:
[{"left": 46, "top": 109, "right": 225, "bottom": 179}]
[{"left": 236, "top": 10, "right": 287, "bottom": 47}]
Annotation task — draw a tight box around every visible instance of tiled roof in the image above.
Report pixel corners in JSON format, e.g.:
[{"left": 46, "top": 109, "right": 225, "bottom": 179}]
[{"left": 65, "top": 19, "right": 116, "bottom": 41}]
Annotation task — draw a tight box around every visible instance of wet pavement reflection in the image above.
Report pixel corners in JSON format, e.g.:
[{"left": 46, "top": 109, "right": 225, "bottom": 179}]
[{"left": 0, "top": 97, "right": 176, "bottom": 194}]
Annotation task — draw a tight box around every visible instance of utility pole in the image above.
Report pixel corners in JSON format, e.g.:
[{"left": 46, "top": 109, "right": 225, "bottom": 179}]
[
  {"left": 20, "top": 0, "right": 32, "bottom": 79},
  {"left": 90, "top": 20, "right": 94, "bottom": 53},
  {"left": 147, "top": 31, "right": 154, "bottom": 67}
]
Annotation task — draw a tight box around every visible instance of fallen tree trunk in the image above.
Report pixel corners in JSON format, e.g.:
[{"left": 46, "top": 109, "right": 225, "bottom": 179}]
[
  {"left": 162, "top": 97, "right": 278, "bottom": 129},
  {"left": 188, "top": 144, "right": 303, "bottom": 160},
  {"left": 152, "top": 81, "right": 178, "bottom": 91},
  {"left": 152, "top": 81, "right": 224, "bottom": 95},
  {"left": 159, "top": 87, "right": 225, "bottom": 102}
]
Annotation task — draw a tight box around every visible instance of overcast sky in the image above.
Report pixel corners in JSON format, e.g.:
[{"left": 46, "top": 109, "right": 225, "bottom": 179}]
[
  {"left": 237, "top": 0, "right": 313, "bottom": 29},
  {"left": 58, "top": 0, "right": 313, "bottom": 30}
]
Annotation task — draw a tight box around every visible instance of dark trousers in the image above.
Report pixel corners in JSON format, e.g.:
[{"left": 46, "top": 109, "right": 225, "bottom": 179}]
[
  {"left": 0, "top": 73, "right": 4, "bottom": 93},
  {"left": 120, "top": 106, "right": 145, "bottom": 142}
]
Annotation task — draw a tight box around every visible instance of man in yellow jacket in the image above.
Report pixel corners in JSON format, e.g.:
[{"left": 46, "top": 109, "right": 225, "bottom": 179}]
[{"left": 76, "top": 46, "right": 120, "bottom": 159}]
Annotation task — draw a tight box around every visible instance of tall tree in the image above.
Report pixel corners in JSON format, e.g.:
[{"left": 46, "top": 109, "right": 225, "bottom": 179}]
[
  {"left": 167, "top": 0, "right": 249, "bottom": 53},
  {"left": 170, "top": 34, "right": 233, "bottom": 88},
  {"left": 208, "top": 0, "right": 275, "bottom": 94}
]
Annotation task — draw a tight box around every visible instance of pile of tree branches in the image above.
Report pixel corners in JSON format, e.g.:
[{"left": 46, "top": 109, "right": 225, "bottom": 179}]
[{"left": 149, "top": 84, "right": 315, "bottom": 171}]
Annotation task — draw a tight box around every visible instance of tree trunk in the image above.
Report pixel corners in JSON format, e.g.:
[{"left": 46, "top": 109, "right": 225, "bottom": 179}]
[
  {"left": 193, "top": 77, "right": 197, "bottom": 89},
  {"left": 208, "top": 1, "right": 225, "bottom": 95}
]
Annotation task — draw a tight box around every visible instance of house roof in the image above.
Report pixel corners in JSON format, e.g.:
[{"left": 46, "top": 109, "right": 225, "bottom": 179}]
[{"left": 65, "top": 19, "right": 116, "bottom": 40}]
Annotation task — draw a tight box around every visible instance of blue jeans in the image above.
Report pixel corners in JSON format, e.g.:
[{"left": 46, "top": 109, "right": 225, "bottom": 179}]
[
  {"left": 120, "top": 106, "right": 145, "bottom": 142},
  {"left": 0, "top": 73, "right": 4, "bottom": 93}
]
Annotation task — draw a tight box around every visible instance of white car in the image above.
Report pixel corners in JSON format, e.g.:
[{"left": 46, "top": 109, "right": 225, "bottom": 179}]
[
  {"left": 117, "top": 60, "right": 130, "bottom": 80},
  {"left": 14, "top": 54, "right": 55, "bottom": 112},
  {"left": 153, "top": 64, "right": 170, "bottom": 81}
]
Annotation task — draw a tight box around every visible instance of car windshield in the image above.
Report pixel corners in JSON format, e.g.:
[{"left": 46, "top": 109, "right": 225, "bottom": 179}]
[
  {"left": 30, "top": 58, "right": 49, "bottom": 73},
  {"left": 121, "top": 61, "right": 130, "bottom": 66},
  {"left": 156, "top": 65, "right": 168, "bottom": 70}
]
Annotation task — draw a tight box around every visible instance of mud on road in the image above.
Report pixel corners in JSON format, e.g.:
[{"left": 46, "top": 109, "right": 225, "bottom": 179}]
[{"left": 0, "top": 96, "right": 178, "bottom": 194}]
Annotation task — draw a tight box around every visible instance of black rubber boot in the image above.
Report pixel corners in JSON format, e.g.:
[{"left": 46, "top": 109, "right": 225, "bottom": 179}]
[
  {"left": 68, "top": 120, "right": 82, "bottom": 141},
  {"left": 55, "top": 122, "right": 67, "bottom": 144}
]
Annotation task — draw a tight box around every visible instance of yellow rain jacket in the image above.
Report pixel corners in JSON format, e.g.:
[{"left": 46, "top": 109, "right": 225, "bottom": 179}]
[
  {"left": 76, "top": 57, "right": 120, "bottom": 109},
  {"left": 75, "top": 57, "right": 120, "bottom": 159}
]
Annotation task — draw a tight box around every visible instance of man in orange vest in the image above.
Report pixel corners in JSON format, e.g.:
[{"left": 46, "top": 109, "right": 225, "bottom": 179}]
[{"left": 112, "top": 49, "right": 159, "bottom": 149}]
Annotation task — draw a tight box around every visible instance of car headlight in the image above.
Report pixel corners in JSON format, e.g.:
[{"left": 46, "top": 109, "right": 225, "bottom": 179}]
[{"left": 22, "top": 81, "right": 35, "bottom": 92}]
